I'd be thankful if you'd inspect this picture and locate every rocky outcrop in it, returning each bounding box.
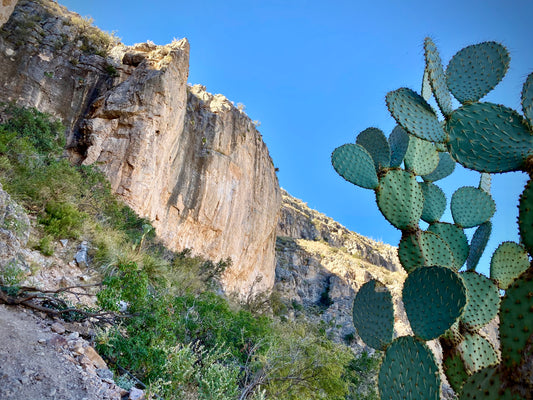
[274,191,407,349]
[278,189,400,272]
[0,0,17,27]
[0,0,115,147]
[81,60,281,294]
[0,0,281,295]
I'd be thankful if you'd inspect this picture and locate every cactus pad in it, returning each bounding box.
[376,169,424,230]
[446,41,510,104]
[403,266,466,340]
[398,230,454,273]
[459,333,500,375]
[518,179,533,255]
[378,336,440,400]
[443,351,468,393]
[352,280,394,350]
[388,125,410,168]
[451,186,495,228]
[356,127,391,172]
[386,87,446,143]
[428,222,469,270]
[522,72,533,126]
[446,102,533,173]
[404,135,440,176]
[422,152,456,182]
[442,320,463,346]
[331,143,379,189]
[490,241,530,290]
[460,271,500,331]
[424,37,453,117]
[419,182,446,223]
[466,221,492,271]
[421,67,432,102]
[499,269,533,368]
[459,367,518,400]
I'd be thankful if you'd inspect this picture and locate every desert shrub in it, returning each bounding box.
[39,201,86,239]
[37,234,55,256]
[68,15,119,57]
[0,104,64,156]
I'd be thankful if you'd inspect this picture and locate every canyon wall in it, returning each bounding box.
[0,0,280,295]
[275,190,407,348]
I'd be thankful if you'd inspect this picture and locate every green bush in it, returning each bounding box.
[39,201,86,239]
[37,234,55,256]
[0,104,64,156]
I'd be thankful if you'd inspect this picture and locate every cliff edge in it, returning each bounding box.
[0,0,281,295]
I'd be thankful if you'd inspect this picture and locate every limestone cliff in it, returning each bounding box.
[0,0,281,295]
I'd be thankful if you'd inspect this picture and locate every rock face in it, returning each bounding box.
[0,0,281,295]
[0,0,17,27]
[274,190,408,349]
[0,0,114,147]
[278,189,400,272]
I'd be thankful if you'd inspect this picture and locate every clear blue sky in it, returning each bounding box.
[61,0,533,277]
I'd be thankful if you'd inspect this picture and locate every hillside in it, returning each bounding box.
[0,1,417,399]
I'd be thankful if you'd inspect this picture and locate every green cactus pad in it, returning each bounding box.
[443,351,468,393]
[424,37,453,117]
[331,143,379,189]
[446,102,533,173]
[378,336,440,400]
[404,135,440,176]
[446,41,510,104]
[500,269,533,367]
[479,173,491,193]
[403,266,466,340]
[386,87,446,143]
[421,67,432,102]
[459,367,518,400]
[435,142,447,152]
[356,127,391,172]
[518,179,533,255]
[422,152,456,182]
[398,232,425,273]
[490,241,530,290]
[352,280,394,350]
[388,125,410,168]
[442,320,463,346]
[451,186,496,228]
[522,72,533,126]
[460,271,500,331]
[428,222,469,270]
[459,333,499,375]
[466,221,492,271]
[398,230,454,273]
[419,182,446,223]
[376,169,424,230]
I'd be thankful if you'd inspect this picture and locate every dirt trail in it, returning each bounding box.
[0,304,123,400]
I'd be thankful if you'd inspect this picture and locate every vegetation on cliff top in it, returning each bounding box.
[0,105,379,399]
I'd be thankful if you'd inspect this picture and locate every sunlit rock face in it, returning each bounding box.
[0,0,281,296]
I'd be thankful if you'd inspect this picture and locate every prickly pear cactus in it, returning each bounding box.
[331,38,533,399]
